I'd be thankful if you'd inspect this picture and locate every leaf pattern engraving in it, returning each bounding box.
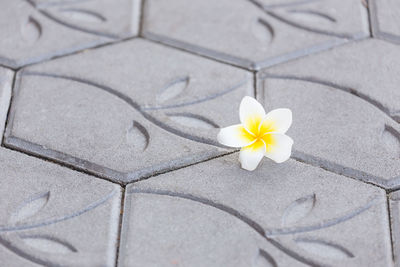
[126,121,150,152]
[58,8,106,23]
[253,249,277,267]
[282,194,315,226]
[21,17,42,44]
[157,76,190,104]
[287,9,336,24]
[252,18,274,44]
[10,192,50,224]
[382,125,400,157]
[21,235,77,254]
[166,112,219,129]
[295,238,354,259]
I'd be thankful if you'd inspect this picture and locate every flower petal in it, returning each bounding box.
[260,108,292,134]
[262,133,293,163]
[239,96,266,135]
[239,139,266,171]
[217,124,255,147]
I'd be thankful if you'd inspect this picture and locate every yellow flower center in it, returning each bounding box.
[243,116,277,152]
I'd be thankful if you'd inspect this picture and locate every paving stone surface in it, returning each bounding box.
[370,0,400,44]
[142,0,368,70]
[4,38,253,183]
[0,147,122,267]
[258,38,400,189]
[121,154,392,267]
[0,1,399,266]
[0,0,140,68]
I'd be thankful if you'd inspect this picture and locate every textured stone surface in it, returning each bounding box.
[121,154,392,267]
[142,0,368,70]
[258,39,400,189]
[370,0,400,43]
[0,1,398,265]
[4,38,253,183]
[0,68,13,140]
[0,0,140,68]
[0,147,121,267]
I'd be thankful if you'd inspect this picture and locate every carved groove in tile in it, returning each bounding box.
[294,238,354,260]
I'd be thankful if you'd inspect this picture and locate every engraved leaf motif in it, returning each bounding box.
[58,8,106,23]
[282,194,315,226]
[382,125,400,157]
[21,235,77,254]
[21,17,42,44]
[157,77,190,104]
[295,238,354,259]
[286,9,336,24]
[253,249,277,267]
[252,18,274,44]
[10,191,50,224]
[167,113,219,130]
[126,121,150,152]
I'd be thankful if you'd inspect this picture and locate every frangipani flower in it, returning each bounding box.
[217,96,293,171]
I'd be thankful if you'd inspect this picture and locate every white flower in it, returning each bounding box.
[217,96,293,171]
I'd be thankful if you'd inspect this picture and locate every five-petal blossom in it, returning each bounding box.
[217,96,293,171]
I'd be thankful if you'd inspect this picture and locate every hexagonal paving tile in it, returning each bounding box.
[4,38,254,184]
[120,154,392,266]
[0,67,14,139]
[258,39,400,189]
[0,147,121,267]
[142,0,369,70]
[0,0,140,68]
[370,0,400,44]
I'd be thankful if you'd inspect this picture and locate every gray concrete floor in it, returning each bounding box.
[0,0,399,266]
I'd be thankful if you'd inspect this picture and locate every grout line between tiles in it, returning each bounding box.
[387,194,395,263]
[114,186,126,267]
[1,71,16,143]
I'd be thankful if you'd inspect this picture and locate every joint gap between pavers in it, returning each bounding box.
[0,63,18,71]
[290,156,388,191]
[126,150,239,186]
[387,194,395,263]
[386,186,400,194]
[1,143,124,187]
[260,36,370,74]
[252,71,258,99]
[138,0,146,37]
[13,35,139,70]
[115,186,126,267]
[1,71,16,144]
[142,36,254,72]
[365,0,374,38]
[367,0,379,38]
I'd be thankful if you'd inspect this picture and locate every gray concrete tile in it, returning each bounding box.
[121,154,392,267]
[370,0,400,44]
[0,67,13,140]
[258,39,400,189]
[142,0,368,70]
[4,38,253,183]
[0,0,140,68]
[0,147,121,267]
